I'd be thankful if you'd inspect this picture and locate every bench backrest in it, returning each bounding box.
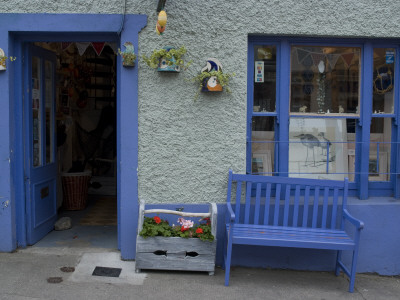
[227,170,348,230]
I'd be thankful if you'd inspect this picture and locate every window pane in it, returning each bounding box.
[369,117,391,181]
[373,48,395,114]
[32,56,41,167]
[290,46,360,114]
[251,117,275,175]
[45,60,54,164]
[253,46,276,112]
[289,118,356,180]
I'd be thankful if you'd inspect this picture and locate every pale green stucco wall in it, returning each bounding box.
[2,1,400,203]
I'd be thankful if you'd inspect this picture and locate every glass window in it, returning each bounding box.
[373,48,395,114]
[289,118,356,180]
[290,46,361,115]
[45,60,54,164]
[369,117,392,181]
[248,38,398,197]
[251,116,275,175]
[253,46,276,112]
[32,56,41,167]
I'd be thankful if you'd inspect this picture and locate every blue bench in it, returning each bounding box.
[223,170,364,292]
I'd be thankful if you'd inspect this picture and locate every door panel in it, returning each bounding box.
[25,45,57,245]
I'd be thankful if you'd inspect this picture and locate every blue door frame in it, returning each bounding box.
[0,14,147,258]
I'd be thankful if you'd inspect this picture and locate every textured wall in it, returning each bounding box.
[2,1,400,203]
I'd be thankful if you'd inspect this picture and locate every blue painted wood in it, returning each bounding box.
[25,45,57,245]
[234,181,241,223]
[263,182,271,225]
[224,169,364,292]
[254,183,261,225]
[359,42,373,199]
[2,13,147,255]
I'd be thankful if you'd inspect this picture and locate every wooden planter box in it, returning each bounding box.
[135,201,217,275]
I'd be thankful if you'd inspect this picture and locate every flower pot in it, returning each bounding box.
[201,76,223,92]
[157,46,181,72]
[135,201,217,275]
[0,58,6,71]
[135,236,217,274]
[157,56,180,72]
[122,60,135,67]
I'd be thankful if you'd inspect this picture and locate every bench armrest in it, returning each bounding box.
[343,209,364,230]
[226,202,235,222]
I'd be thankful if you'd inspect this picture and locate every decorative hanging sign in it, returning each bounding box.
[341,53,354,68]
[61,42,72,51]
[386,50,395,64]
[255,61,264,83]
[326,53,340,70]
[76,42,90,56]
[91,42,106,56]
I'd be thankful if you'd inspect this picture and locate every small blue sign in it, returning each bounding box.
[386,51,394,64]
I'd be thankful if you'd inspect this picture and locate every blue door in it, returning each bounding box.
[24,45,57,245]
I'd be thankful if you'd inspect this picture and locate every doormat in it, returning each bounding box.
[92,266,122,278]
[80,196,117,226]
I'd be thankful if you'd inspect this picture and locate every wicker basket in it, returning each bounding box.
[61,171,92,210]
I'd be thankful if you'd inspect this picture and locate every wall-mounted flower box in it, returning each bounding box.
[142,46,190,73]
[135,200,217,275]
[118,42,136,68]
[192,58,235,97]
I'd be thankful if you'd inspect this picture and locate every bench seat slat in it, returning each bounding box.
[226,224,355,250]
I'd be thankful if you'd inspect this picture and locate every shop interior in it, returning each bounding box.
[33,41,118,248]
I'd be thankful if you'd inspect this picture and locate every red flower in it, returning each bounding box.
[181,226,188,232]
[196,228,203,234]
[154,216,161,224]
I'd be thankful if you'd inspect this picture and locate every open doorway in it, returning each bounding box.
[30,41,118,249]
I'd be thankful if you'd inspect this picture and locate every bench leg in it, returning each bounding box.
[335,250,342,276]
[224,231,233,286]
[348,249,359,293]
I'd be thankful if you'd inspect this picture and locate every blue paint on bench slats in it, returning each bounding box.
[223,170,364,292]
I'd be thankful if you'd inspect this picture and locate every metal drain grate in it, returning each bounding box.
[92,266,122,278]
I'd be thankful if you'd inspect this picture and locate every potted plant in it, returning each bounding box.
[191,58,235,98]
[141,46,191,72]
[135,200,217,275]
[118,42,137,67]
[0,48,16,71]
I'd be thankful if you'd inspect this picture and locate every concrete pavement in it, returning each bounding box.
[0,247,399,300]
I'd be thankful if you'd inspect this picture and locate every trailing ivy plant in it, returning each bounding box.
[191,70,235,99]
[141,46,191,70]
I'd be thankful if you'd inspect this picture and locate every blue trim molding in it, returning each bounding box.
[0,14,147,258]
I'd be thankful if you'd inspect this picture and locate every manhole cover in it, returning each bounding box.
[47,277,63,284]
[92,266,122,278]
[60,267,75,273]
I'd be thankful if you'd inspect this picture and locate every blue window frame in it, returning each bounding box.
[247,37,400,199]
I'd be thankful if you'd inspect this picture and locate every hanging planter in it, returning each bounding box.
[118,42,137,67]
[0,48,16,71]
[142,46,191,72]
[191,58,235,98]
